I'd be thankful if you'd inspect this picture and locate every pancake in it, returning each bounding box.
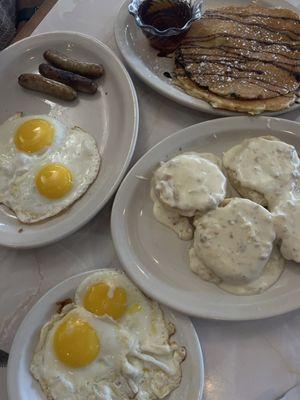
[174,64,296,114]
[174,4,300,113]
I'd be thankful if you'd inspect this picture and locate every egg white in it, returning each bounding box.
[31,302,186,400]
[75,270,187,399]
[0,114,68,203]
[0,123,100,223]
[31,305,138,400]
[75,270,175,353]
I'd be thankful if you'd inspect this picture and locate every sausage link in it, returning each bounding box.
[43,49,104,78]
[39,63,98,94]
[18,73,77,101]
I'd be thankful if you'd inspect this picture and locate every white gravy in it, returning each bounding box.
[189,198,281,294]
[152,152,226,217]
[150,188,193,240]
[223,137,300,208]
[272,193,300,263]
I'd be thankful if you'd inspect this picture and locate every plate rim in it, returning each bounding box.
[114,0,300,117]
[0,31,139,249]
[7,268,205,400]
[111,116,300,321]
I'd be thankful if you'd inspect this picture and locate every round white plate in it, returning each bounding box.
[111,116,300,320]
[7,269,204,400]
[115,0,300,117]
[0,32,138,248]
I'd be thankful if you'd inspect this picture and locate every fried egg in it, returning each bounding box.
[31,292,186,399]
[31,305,139,399]
[0,114,100,223]
[0,114,67,201]
[75,270,175,353]
[0,113,65,154]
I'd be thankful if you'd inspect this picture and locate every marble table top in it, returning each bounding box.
[1,0,300,399]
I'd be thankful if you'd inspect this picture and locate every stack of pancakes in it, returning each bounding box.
[174,4,300,114]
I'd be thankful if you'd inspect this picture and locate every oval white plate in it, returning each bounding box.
[0,32,138,248]
[111,116,300,320]
[115,0,300,117]
[7,269,204,400]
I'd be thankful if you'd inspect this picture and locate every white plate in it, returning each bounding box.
[0,32,138,248]
[115,0,300,117]
[7,269,204,400]
[111,116,300,320]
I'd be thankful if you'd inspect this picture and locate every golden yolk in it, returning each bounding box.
[84,282,127,320]
[14,119,54,153]
[53,314,100,368]
[35,164,73,199]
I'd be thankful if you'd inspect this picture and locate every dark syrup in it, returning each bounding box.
[137,0,193,53]
[139,0,192,31]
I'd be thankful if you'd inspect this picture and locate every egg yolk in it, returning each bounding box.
[53,314,100,368]
[14,119,54,153]
[84,282,127,320]
[35,164,73,199]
